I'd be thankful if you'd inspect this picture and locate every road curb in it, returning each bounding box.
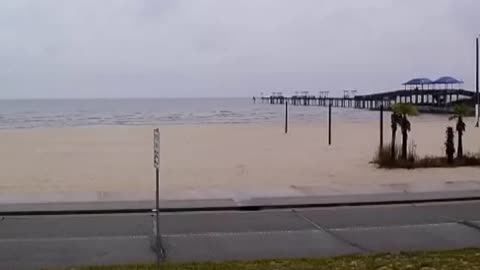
[1,194,480,216]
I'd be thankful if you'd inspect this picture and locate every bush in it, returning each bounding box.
[372,144,480,169]
[373,143,415,169]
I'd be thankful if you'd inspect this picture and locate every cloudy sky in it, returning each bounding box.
[0,0,478,98]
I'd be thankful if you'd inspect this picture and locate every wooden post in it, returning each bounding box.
[285,101,288,134]
[328,102,332,145]
[380,105,384,150]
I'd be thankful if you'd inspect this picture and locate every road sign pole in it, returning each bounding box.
[153,129,162,267]
[156,166,159,214]
[155,166,160,267]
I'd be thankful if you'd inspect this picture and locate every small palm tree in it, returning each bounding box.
[392,104,418,160]
[445,127,455,164]
[449,104,468,159]
[390,112,402,159]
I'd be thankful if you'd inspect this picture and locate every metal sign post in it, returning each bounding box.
[153,128,161,266]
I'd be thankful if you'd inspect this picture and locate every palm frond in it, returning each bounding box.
[453,103,470,117]
[392,103,418,116]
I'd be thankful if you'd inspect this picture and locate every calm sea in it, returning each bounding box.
[0,98,379,129]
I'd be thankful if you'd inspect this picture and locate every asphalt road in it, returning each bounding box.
[2,201,480,269]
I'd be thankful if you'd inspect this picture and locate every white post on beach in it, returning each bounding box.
[153,128,162,265]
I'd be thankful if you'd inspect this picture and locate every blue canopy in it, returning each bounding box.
[433,76,464,84]
[403,78,433,85]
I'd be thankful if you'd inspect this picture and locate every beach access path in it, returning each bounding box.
[2,191,480,270]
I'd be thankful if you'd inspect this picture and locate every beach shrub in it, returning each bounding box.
[415,153,480,168]
[373,152,480,169]
[373,140,480,169]
[373,142,416,169]
[373,143,399,167]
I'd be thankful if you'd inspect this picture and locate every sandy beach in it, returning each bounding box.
[1,115,479,202]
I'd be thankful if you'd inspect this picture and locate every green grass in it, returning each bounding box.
[51,249,480,270]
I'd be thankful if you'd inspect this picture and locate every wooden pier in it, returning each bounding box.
[259,88,476,110]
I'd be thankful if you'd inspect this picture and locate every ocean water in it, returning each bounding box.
[0,98,379,129]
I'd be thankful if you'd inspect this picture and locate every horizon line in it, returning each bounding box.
[0,96,253,101]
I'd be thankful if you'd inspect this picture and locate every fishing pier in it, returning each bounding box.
[259,77,476,111]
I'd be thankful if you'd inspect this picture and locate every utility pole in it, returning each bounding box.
[285,101,288,134]
[380,105,384,150]
[328,102,332,145]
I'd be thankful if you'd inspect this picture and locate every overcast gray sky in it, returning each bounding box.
[0,0,479,98]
